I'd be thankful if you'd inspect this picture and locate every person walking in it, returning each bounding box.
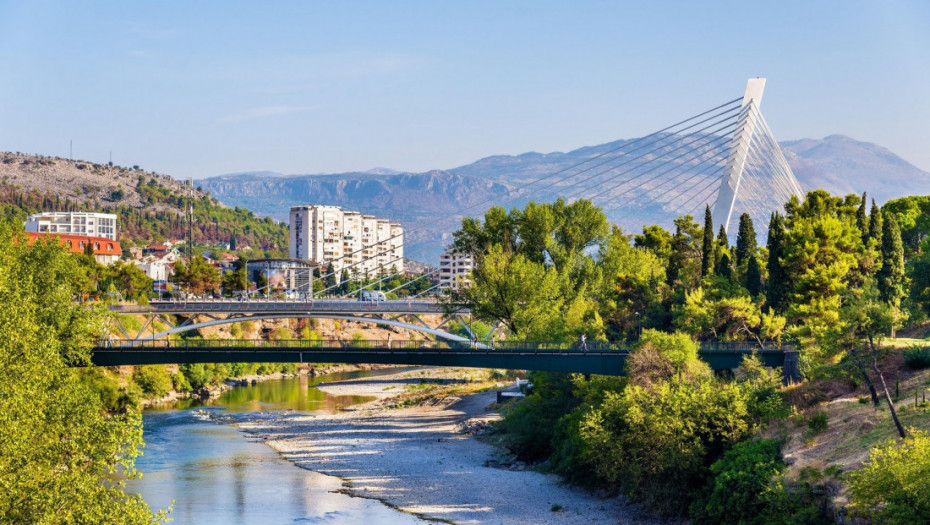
[580,333,588,352]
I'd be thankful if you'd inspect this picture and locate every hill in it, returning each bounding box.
[0,152,288,254]
[200,134,930,262]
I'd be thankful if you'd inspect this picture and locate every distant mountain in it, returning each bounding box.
[781,135,930,203]
[199,134,930,262]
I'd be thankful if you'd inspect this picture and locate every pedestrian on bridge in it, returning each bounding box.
[580,333,588,352]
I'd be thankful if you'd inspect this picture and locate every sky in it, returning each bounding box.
[0,1,928,179]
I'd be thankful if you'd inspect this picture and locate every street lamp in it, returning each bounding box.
[634,311,642,339]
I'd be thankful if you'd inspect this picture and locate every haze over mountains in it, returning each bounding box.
[200,135,930,262]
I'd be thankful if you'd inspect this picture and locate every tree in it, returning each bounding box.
[735,213,756,268]
[868,199,883,247]
[856,191,869,245]
[111,260,154,299]
[765,212,789,313]
[745,255,762,297]
[448,245,568,339]
[877,213,906,307]
[848,429,930,524]
[715,251,733,281]
[324,264,338,292]
[701,206,714,277]
[221,261,248,295]
[782,190,864,368]
[0,224,164,522]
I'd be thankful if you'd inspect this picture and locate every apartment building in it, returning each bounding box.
[438,250,473,290]
[25,211,118,241]
[289,205,403,279]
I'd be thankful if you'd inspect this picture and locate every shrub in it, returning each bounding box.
[133,365,172,398]
[579,380,755,515]
[689,439,784,524]
[807,412,828,435]
[179,363,212,390]
[690,439,831,525]
[848,428,930,524]
[903,345,930,370]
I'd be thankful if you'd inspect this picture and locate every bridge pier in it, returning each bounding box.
[782,351,801,385]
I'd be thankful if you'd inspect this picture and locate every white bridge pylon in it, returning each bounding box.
[713,78,804,233]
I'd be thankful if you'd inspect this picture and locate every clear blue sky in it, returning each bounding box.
[1,1,928,179]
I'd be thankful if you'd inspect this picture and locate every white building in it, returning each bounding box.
[289,205,403,279]
[439,250,473,290]
[25,211,118,241]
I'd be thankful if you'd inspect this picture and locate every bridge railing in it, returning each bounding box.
[99,339,793,354]
[110,300,447,314]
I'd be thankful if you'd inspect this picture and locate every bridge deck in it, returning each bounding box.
[91,339,798,379]
[110,299,455,316]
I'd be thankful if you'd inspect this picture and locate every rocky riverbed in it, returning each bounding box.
[234,368,663,525]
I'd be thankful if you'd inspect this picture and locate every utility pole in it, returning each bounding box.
[69,140,72,161]
[186,178,193,261]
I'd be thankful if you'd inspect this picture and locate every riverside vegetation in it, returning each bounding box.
[3,190,930,523]
[448,192,930,523]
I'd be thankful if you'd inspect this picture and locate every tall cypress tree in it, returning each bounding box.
[868,199,883,246]
[766,212,789,312]
[735,213,756,267]
[701,205,714,277]
[745,255,762,296]
[715,224,728,269]
[716,251,733,281]
[877,213,905,306]
[856,192,869,245]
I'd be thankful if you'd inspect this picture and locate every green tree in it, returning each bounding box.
[701,205,714,277]
[110,260,154,300]
[848,429,930,524]
[877,213,906,307]
[0,224,164,523]
[745,255,762,297]
[856,191,869,245]
[765,212,790,313]
[221,261,248,295]
[869,198,883,247]
[735,213,757,268]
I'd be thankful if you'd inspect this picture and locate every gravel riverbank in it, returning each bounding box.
[234,368,664,525]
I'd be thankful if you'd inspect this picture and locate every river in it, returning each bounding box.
[128,369,431,524]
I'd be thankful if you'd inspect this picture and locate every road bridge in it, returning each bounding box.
[109,299,475,343]
[90,339,800,382]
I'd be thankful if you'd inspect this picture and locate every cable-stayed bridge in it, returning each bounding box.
[96,79,803,378]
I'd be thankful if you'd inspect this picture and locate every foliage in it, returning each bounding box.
[848,429,930,524]
[0,223,164,522]
[689,439,830,525]
[133,365,173,399]
[578,379,755,515]
[903,345,930,370]
[499,372,581,461]
[735,212,757,268]
[171,255,220,295]
[877,213,906,307]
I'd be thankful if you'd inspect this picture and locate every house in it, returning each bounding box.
[26,232,122,266]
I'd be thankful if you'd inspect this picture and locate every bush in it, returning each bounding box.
[500,372,580,461]
[690,439,784,524]
[579,380,755,515]
[848,428,930,524]
[691,439,831,525]
[903,345,930,370]
[179,363,212,390]
[133,365,172,398]
[807,412,828,435]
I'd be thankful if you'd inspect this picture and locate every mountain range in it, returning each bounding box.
[199,135,930,262]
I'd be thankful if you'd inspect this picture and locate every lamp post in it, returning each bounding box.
[635,311,642,339]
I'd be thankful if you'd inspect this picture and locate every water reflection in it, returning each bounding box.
[130,368,428,524]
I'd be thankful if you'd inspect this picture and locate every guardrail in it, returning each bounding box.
[110,299,450,314]
[99,339,793,354]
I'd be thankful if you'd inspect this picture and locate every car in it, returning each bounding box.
[358,290,386,301]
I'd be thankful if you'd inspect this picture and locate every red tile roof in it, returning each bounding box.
[27,232,122,256]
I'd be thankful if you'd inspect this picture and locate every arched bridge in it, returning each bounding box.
[90,338,801,383]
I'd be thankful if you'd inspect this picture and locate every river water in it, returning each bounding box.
[128,369,429,524]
